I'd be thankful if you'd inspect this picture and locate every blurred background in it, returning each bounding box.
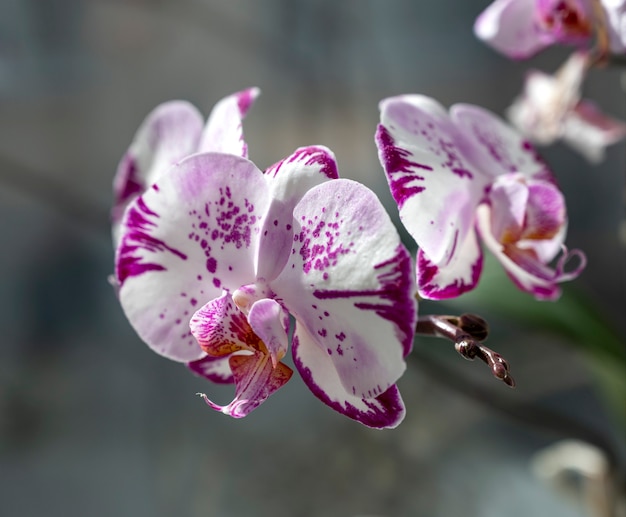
[0,1,624,516]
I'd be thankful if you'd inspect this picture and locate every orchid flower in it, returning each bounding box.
[114,90,417,428]
[507,51,626,162]
[375,94,586,301]
[474,0,625,59]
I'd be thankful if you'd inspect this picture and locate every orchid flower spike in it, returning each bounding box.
[474,0,626,59]
[376,94,586,301]
[114,89,417,429]
[508,51,626,163]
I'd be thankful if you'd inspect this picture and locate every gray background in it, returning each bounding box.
[1,1,624,516]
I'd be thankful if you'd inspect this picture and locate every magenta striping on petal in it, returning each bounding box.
[236,89,256,115]
[312,245,416,356]
[376,125,430,207]
[417,248,483,300]
[266,145,339,180]
[294,146,338,179]
[116,198,187,284]
[473,125,517,171]
[292,335,405,428]
[114,153,144,206]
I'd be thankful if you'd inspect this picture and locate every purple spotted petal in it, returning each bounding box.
[198,351,293,418]
[476,204,585,300]
[292,327,405,429]
[257,146,339,281]
[451,104,548,179]
[112,101,204,227]
[187,354,234,384]
[377,95,487,265]
[248,298,290,367]
[473,0,552,59]
[271,179,416,400]
[417,228,483,300]
[198,87,260,158]
[115,153,270,362]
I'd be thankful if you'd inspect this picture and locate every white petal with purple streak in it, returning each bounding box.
[113,101,204,223]
[271,179,416,399]
[292,325,405,429]
[116,153,270,361]
[377,95,486,265]
[257,146,339,281]
[417,228,483,300]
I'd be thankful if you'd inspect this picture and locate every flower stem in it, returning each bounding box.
[415,313,515,387]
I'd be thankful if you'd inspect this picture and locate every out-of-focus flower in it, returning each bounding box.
[376,95,586,301]
[508,52,626,162]
[603,0,626,53]
[474,0,625,59]
[114,91,416,428]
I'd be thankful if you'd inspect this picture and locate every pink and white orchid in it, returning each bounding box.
[474,0,626,59]
[507,52,626,162]
[114,90,417,428]
[376,94,586,301]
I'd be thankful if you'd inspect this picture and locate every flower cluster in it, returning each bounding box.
[475,0,626,161]
[112,78,596,425]
[112,3,625,427]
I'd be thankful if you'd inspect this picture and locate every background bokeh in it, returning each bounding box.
[1,1,624,516]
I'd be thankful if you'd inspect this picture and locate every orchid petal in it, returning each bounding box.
[521,179,566,241]
[257,145,339,281]
[198,351,293,418]
[187,354,234,384]
[473,0,550,59]
[506,52,587,146]
[377,95,486,265]
[417,228,484,300]
[490,176,568,266]
[271,179,416,399]
[292,326,405,429]
[247,298,290,368]
[199,87,260,158]
[476,204,585,300]
[112,101,204,224]
[488,173,530,243]
[189,291,260,356]
[115,153,270,361]
[603,0,626,54]
[451,103,548,179]
[561,100,626,163]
